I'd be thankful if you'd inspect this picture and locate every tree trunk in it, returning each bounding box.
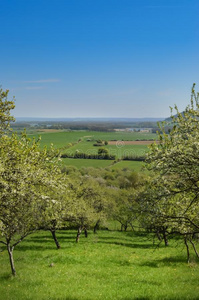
[162,228,169,247]
[156,231,162,241]
[76,226,82,243]
[124,224,128,232]
[130,223,134,231]
[184,237,190,263]
[94,220,100,234]
[84,228,88,238]
[7,244,16,276]
[50,229,60,249]
[189,239,199,259]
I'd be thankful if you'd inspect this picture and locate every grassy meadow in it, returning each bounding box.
[30,130,157,149]
[59,158,115,169]
[59,158,145,173]
[0,230,199,300]
[63,141,148,159]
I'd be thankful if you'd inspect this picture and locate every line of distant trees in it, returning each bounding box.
[12,121,167,132]
[61,149,146,161]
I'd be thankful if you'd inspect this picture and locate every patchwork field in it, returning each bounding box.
[108,140,158,145]
[30,130,157,148]
[63,141,148,159]
[59,158,145,172]
[29,130,156,171]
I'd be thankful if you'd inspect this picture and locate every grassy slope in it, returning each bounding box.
[59,158,114,169]
[111,161,145,172]
[60,158,145,172]
[0,230,199,300]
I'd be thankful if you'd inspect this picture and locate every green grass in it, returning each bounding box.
[59,158,145,172]
[28,130,154,171]
[29,131,90,149]
[0,230,199,300]
[64,141,149,159]
[60,158,114,169]
[111,160,145,172]
[29,131,157,149]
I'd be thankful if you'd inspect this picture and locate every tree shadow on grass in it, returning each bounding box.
[124,297,199,300]
[56,231,78,235]
[125,231,149,237]
[139,255,186,268]
[0,273,13,281]
[98,240,154,249]
[98,234,154,246]
[16,244,57,251]
[46,298,83,300]
[30,235,75,242]
[15,241,79,251]
[129,298,150,300]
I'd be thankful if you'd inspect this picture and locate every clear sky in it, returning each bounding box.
[1,0,199,118]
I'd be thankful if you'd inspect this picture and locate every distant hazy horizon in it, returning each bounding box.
[15,117,165,121]
[1,0,198,118]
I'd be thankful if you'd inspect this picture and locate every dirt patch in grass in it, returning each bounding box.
[37,129,64,133]
[108,140,159,145]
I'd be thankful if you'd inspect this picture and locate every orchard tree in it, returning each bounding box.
[65,176,107,242]
[0,133,67,275]
[144,84,199,260]
[39,183,71,249]
[0,87,70,274]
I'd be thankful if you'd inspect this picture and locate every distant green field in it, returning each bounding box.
[29,131,89,148]
[30,130,157,149]
[60,158,145,172]
[66,141,148,158]
[60,158,114,169]
[28,130,155,171]
[111,160,145,172]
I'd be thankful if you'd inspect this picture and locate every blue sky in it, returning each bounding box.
[1,0,198,118]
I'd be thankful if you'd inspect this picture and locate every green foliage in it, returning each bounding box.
[0,132,68,274]
[62,147,116,160]
[0,87,15,134]
[65,176,107,231]
[142,84,199,256]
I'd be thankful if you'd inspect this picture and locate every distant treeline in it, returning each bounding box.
[61,152,146,161]
[12,121,170,132]
[61,152,116,160]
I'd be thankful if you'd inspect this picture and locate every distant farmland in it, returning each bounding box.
[29,130,157,147]
[29,130,156,171]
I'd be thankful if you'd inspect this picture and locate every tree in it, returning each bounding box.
[144,84,199,259]
[0,87,71,274]
[0,133,66,275]
[0,87,15,134]
[65,176,107,242]
[39,179,71,249]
